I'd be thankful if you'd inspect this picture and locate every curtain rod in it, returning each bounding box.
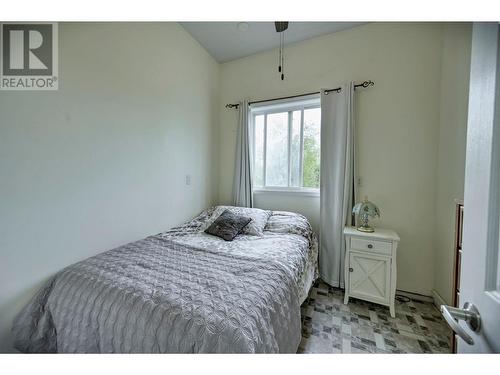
[225,80,374,109]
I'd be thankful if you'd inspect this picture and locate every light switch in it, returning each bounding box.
[185,174,191,186]
[357,177,363,188]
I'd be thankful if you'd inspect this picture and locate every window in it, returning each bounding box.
[251,97,321,193]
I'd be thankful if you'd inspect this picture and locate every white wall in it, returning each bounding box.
[433,23,472,305]
[218,23,452,296]
[0,22,220,352]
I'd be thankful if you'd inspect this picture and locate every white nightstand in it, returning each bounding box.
[343,226,400,317]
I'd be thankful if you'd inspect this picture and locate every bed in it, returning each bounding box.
[12,206,318,353]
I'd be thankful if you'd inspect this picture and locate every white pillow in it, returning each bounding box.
[204,206,271,236]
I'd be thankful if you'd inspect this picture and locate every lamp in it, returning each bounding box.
[352,196,380,233]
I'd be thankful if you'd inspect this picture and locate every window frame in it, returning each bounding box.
[250,96,321,196]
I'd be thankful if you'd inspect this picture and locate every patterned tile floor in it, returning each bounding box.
[298,280,452,354]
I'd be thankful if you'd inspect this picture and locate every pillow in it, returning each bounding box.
[265,210,314,240]
[204,206,271,236]
[204,209,252,241]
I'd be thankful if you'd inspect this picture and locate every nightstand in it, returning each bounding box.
[343,226,400,317]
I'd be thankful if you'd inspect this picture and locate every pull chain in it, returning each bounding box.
[275,21,288,81]
[281,31,285,80]
[278,32,282,73]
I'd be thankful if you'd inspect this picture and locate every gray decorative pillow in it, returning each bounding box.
[204,210,252,241]
[203,206,271,236]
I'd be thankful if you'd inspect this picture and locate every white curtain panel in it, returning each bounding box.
[319,82,356,288]
[232,100,253,207]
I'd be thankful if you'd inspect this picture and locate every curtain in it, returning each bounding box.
[319,82,356,288]
[232,100,253,207]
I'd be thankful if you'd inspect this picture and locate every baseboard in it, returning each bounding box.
[431,289,447,309]
[320,278,435,304]
[396,289,433,303]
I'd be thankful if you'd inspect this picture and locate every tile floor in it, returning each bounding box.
[298,280,452,354]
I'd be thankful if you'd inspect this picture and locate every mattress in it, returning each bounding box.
[12,207,318,353]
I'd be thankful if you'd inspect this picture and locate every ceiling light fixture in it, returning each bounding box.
[275,21,289,81]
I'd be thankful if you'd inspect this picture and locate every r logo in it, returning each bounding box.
[2,24,53,76]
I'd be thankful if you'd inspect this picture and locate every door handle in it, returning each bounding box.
[440,302,481,345]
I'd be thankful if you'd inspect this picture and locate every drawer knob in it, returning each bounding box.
[349,267,353,272]
[367,244,373,249]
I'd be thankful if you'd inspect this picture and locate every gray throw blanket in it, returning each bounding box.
[12,235,302,353]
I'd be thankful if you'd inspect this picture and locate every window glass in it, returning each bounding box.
[253,115,265,187]
[290,110,301,187]
[302,108,321,188]
[266,112,288,187]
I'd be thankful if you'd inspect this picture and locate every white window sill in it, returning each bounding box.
[253,188,320,197]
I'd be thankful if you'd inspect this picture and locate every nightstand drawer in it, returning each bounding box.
[350,237,392,255]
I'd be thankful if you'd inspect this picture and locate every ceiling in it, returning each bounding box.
[180,22,366,63]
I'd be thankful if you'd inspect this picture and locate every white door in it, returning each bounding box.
[441,23,500,353]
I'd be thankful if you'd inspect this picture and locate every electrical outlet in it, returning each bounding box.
[185,174,191,186]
